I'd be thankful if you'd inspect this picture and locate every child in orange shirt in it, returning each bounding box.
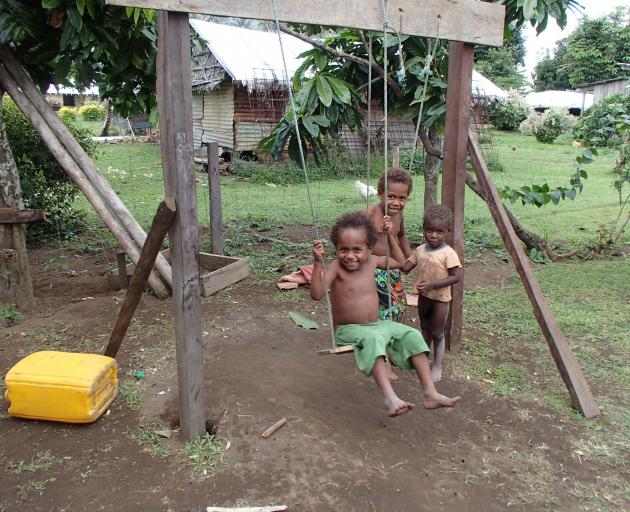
[387,204,462,382]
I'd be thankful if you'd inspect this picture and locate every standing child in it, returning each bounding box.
[387,204,462,382]
[310,212,461,417]
[361,167,413,322]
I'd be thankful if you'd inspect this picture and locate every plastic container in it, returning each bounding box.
[4,351,118,423]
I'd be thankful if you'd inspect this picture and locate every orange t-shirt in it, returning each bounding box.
[407,243,461,302]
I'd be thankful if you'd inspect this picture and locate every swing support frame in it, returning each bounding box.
[105,0,599,438]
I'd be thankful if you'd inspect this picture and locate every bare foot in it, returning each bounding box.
[423,392,462,409]
[386,364,399,383]
[430,365,442,383]
[385,397,415,417]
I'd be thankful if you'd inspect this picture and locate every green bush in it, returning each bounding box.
[79,104,105,121]
[399,149,426,175]
[486,92,532,131]
[573,94,630,148]
[519,113,541,136]
[2,98,97,240]
[58,106,78,123]
[532,109,576,144]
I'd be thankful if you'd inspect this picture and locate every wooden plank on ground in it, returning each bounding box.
[440,42,474,354]
[104,198,176,358]
[207,141,224,255]
[201,257,251,297]
[0,208,45,224]
[198,252,239,270]
[207,507,288,512]
[157,10,205,440]
[106,0,505,46]
[467,132,600,419]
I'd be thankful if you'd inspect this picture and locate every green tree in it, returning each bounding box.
[532,40,571,91]
[0,0,157,305]
[533,8,630,90]
[475,46,528,91]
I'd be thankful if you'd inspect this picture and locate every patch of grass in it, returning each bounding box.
[128,419,170,459]
[0,305,23,326]
[8,450,59,474]
[505,446,557,509]
[16,480,48,500]
[569,474,630,512]
[117,380,145,410]
[181,433,227,479]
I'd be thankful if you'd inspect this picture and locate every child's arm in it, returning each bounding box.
[310,241,336,300]
[417,266,462,294]
[383,215,415,272]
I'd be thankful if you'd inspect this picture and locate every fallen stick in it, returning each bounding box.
[261,418,287,438]
[207,507,287,512]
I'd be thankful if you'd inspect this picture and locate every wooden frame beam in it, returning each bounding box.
[157,11,206,440]
[106,0,505,46]
[468,132,600,419]
[0,208,45,224]
[441,42,474,354]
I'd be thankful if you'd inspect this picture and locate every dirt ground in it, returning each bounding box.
[0,240,602,512]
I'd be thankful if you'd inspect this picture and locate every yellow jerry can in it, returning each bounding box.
[4,351,118,424]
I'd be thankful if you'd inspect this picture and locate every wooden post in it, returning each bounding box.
[467,133,600,419]
[0,208,45,224]
[105,198,176,358]
[392,145,400,168]
[116,252,129,289]
[206,141,223,254]
[441,42,474,353]
[157,11,206,440]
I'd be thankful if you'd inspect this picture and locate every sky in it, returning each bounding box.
[523,0,629,81]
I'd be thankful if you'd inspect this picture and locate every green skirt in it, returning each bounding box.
[335,320,429,376]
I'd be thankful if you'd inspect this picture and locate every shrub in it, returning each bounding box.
[519,112,541,136]
[2,98,97,240]
[486,92,532,131]
[532,109,575,144]
[58,106,78,123]
[573,94,630,148]
[79,104,105,121]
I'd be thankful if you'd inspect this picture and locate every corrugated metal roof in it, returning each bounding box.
[471,70,508,99]
[189,19,311,91]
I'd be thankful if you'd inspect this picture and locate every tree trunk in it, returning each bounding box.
[423,125,441,213]
[0,90,33,308]
[99,99,112,137]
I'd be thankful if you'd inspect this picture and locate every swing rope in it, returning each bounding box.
[271,0,336,350]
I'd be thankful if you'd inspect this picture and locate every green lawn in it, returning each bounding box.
[81,131,628,254]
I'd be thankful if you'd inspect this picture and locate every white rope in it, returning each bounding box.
[366,32,373,210]
[271,0,336,349]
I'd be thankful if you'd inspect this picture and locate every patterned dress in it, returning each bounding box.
[374,268,407,322]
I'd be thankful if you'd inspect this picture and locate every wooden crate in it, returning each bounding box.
[111,249,251,297]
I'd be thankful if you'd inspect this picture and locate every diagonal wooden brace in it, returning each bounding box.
[467,131,599,419]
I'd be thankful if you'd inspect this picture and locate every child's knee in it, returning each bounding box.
[429,328,445,342]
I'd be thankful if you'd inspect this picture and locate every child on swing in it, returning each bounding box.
[387,204,462,382]
[361,167,413,323]
[310,212,461,417]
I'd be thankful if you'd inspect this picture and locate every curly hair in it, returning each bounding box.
[423,204,453,228]
[330,212,378,248]
[377,167,413,195]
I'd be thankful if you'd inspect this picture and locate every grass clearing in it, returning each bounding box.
[127,419,170,459]
[117,379,145,410]
[180,433,228,479]
[7,450,59,474]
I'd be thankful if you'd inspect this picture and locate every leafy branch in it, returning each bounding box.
[498,148,596,207]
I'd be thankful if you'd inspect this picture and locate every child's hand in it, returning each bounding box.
[417,280,434,294]
[312,240,325,262]
[382,215,393,234]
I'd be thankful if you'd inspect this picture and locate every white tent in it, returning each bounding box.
[525,90,594,111]
[46,84,99,95]
[471,70,508,99]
